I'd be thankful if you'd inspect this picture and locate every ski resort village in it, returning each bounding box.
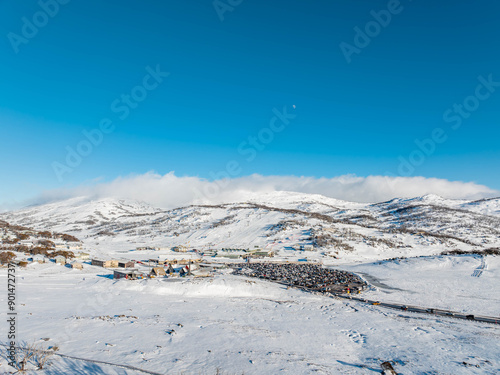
[1,192,500,374]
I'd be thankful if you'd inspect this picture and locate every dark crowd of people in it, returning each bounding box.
[231,262,364,292]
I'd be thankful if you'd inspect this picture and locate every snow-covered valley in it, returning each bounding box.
[1,192,499,374]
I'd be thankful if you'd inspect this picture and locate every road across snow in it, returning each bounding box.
[342,254,500,316]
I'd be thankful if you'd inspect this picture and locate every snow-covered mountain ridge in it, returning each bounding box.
[2,192,499,262]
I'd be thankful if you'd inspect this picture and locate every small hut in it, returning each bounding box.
[76,252,90,260]
[54,255,66,265]
[118,260,135,268]
[166,264,175,274]
[150,267,166,277]
[179,266,189,277]
[91,259,119,268]
[32,255,47,264]
[71,262,84,270]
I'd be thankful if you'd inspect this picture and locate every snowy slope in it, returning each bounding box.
[2,192,499,263]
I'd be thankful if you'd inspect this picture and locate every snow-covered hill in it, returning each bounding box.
[2,192,499,262]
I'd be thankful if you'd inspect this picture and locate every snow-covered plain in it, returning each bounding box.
[341,255,500,316]
[1,192,500,374]
[1,260,499,374]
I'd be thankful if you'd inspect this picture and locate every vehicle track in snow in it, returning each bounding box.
[472,256,486,277]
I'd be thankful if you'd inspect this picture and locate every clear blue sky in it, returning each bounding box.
[1,0,499,203]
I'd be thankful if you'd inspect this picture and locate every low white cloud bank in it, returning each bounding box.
[30,172,499,209]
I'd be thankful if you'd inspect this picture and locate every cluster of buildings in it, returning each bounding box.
[90,257,206,280]
[17,250,210,280]
[136,246,171,251]
[134,244,276,260]
[16,239,83,251]
[91,259,134,268]
[25,251,89,269]
[214,247,275,259]
[55,242,84,251]
[291,244,315,251]
[135,246,189,252]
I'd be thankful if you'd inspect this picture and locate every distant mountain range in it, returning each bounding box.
[2,192,499,262]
